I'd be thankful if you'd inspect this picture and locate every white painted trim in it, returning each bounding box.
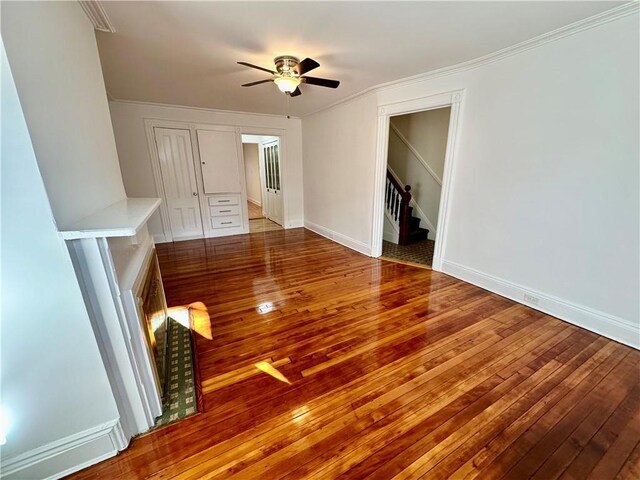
[441,260,640,350]
[110,98,300,120]
[66,236,159,440]
[286,220,305,229]
[153,233,169,244]
[372,89,464,272]
[304,3,639,118]
[119,241,164,422]
[389,122,442,186]
[143,119,178,243]
[0,419,125,479]
[247,198,262,207]
[78,0,116,33]
[304,220,372,257]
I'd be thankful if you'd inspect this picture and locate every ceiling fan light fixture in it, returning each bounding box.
[274,75,301,93]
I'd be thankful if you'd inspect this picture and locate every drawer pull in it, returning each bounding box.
[221,221,233,225]
[220,209,231,213]
[218,200,231,203]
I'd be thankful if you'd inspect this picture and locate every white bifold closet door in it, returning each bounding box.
[153,128,204,240]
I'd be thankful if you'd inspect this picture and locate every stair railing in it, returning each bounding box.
[385,170,412,245]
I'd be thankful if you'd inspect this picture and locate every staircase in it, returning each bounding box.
[385,169,429,246]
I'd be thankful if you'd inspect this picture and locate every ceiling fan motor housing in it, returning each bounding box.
[274,56,300,76]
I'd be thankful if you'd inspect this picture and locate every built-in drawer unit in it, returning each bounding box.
[210,205,240,217]
[206,194,243,233]
[211,215,241,229]
[208,195,240,207]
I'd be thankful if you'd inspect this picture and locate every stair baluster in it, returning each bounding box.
[385,170,413,245]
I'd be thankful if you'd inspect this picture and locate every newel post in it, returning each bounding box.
[398,185,412,246]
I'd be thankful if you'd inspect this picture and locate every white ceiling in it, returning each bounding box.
[97,1,623,117]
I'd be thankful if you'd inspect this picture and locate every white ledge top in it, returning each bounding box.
[59,198,162,240]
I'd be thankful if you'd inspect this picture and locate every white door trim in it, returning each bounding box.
[144,118,200,243]
[371,90,465,271]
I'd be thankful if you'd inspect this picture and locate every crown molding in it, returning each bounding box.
[79,1,116,33]
[108,98,301,120]
[303,2,639,117]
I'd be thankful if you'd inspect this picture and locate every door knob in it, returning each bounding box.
[193,192,198,196]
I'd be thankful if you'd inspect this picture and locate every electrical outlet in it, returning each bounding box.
[524,293,540,305]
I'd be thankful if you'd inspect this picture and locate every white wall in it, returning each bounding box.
[243,143,262,205]
[388,108,450,238]
[302,93,379,254]
[302,12,639,346]
[391,108,450,179]
[1,1,126,227]
[109,101,304,237]
[1,41,119,477]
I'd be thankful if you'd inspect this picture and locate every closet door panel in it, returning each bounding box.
[154,127,203,239]
[197,129,241,194]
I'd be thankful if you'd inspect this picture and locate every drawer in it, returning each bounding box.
[210,205,240,217]
[211,215,241,229]
[208,195,240,206]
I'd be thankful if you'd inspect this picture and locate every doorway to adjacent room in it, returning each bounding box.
[241,134,284,233]
[380,106,451,268]
[372,90,464,271]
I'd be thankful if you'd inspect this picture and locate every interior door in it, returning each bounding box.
[196,129,242,194]
[153,128,204,240]
[262,140,283,225]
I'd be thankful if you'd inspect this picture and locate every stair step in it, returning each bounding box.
[409,216,421,228]
[409,227,429,242]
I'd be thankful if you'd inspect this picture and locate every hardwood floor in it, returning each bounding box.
[71,228,640,479]
[249,217,283,233]
[247,201,263,220]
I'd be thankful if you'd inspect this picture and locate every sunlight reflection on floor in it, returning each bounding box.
[167,301,212,340]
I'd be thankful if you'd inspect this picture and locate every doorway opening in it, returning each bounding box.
[241,134,284,233]
[380,107,451,268]
[372,90,463,271]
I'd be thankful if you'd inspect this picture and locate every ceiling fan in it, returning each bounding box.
[238,56,340,97]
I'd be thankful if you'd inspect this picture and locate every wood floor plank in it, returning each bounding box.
[68,229,640,480]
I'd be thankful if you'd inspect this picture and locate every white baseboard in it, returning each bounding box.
[152,233,170,244]
[304,220,372,257]
[1,419,127,480]
[285,220,304,229]
[247,197,262,207]
[441,260,639,350]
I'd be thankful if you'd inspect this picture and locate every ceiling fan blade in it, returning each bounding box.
[295,57,320,75]
[237,61,276,74]
[289,87,302,97]
[242,79,273,87]
[302,76,340,89]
